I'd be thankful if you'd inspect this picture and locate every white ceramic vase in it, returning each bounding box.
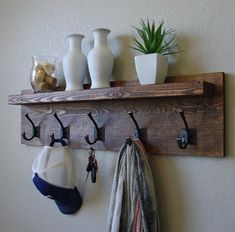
[88,28,113,89]
[63,34,87,90]
[135,53,168,85]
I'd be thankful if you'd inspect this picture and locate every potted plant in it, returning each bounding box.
[131,20,181,85]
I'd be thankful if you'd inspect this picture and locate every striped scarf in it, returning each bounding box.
[107,139,160,232]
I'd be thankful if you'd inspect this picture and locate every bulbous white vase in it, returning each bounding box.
[63,34,87,90]
[88,28,113,89]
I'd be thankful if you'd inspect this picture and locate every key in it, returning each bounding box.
[85,148,95,184]
[85,161,92,184]
[86,162,93,172]
[91,160,98,183]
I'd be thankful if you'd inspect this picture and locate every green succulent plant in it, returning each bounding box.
[131,19,181,55]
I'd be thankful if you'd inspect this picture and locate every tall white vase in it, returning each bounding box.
[63,34,87,91]
[88,28,113,89]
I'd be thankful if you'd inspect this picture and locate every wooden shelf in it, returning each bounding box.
[8,72,225,157]
[8,80,214,105]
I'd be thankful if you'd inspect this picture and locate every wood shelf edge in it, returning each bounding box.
[8,80,215,105]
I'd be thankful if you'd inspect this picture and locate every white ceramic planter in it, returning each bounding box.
[135,53,168,85]
[63,34,87,91]
[88,28,113,89]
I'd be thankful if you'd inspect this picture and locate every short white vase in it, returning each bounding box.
[63,34,87,90]
[135,53,168,85]
[88,28,113,89]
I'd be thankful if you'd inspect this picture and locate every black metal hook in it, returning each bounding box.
[22,113,40,141]
[128,111,145,142]
[84,112,105,145]
[176,108,197,149]
[49,134,67,147]
[49,113,69,146]
[53,113,69,140]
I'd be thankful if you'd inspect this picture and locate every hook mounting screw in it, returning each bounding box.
[22,113,40,141]
[176,108,197,149]
[85,112,105,145]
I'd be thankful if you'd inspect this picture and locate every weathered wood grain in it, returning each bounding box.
[11,72,225,157]
[9,80,213,105]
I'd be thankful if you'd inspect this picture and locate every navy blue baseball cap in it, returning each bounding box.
[32,146,82,214]
[33,173,82,214]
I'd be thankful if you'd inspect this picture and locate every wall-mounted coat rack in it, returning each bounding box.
[8,72,225,157]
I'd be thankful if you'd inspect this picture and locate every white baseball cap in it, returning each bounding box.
[32,146,82,214]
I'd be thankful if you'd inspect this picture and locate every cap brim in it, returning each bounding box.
[55,187,82,214]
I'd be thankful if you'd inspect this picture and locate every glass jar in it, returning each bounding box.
[30,56,57,93]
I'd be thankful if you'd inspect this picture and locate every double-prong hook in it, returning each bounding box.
[53,113,69,139]
[50,113,69,146]
[85,112,105,145]
[22,113,40,141]
[176,108,197,149]
[128,111,145,142]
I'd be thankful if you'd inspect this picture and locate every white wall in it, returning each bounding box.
[1,0,235,231]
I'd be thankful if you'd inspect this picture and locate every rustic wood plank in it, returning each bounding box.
[8,80,214,105]
[17,72,225,157]
[19,80,139,94]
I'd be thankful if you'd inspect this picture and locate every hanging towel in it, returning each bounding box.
[107,139,160,232]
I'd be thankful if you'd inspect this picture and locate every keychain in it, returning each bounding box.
[85,147,98,184]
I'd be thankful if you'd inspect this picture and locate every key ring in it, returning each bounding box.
[89,147,95,156]
[85,147,98,184]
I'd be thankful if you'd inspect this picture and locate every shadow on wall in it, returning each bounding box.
[76,35,137,83]
[73,149,118,208]
[167,33,206,75]
[59,33,218,84]
[150,157,187,232]
[111,35,137,81]
[111,33,208,80]
[225,73,235,158]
